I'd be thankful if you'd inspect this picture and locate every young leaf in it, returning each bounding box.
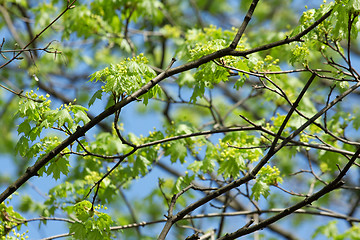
[46,157,70,180]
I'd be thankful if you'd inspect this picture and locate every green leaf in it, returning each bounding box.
[27,142,42,158]
[56,109,73,128]
[19,100,36,116]
[172,176,184,193]
[15,136,29,157]
[166,141,188,163]
[87,230,103,240]
[172,174,194,194]
[89,90,103,107]
[134,155,151,176]
[17,121,31,135]
[250,165,282,201]
[251,181,269,201]
[188,160,202,173]
[90,54,156,101]
[319,150,341,172]
[46,157,70,180]
[71,222,87,239]
[312,221,338,239]
[74,200,92,221]
[96,213,113,231]
[74,110,90,125]
[201,157,215,173]
[190,82,205,103]
[218,155,245,179]
[177,71,196,87]
[353,113,360,130]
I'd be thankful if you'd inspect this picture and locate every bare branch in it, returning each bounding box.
[0,0,77,69]
[229,0,259,49]
[217,147,360,239]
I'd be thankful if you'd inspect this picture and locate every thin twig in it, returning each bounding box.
[0,0,77,69]
[0,82,43,103]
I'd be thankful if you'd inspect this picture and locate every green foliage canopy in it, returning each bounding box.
[1,0,360,239]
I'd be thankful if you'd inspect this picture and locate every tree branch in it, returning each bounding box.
[0,6,334,204]
[218,147,360,239]
[229,0,259,49]
[229,9,333,56]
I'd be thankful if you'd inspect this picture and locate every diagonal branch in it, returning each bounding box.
[218,146,360,239]
[229,0,259,49]
[268,73,316,155]
[229,9,333,57]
